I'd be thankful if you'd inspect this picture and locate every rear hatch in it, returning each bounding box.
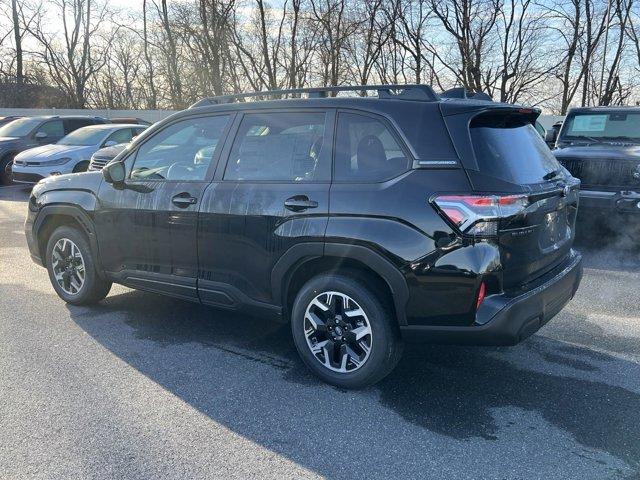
[439,103,580,289]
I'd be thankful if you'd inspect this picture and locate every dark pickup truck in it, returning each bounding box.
[553,107,640,215]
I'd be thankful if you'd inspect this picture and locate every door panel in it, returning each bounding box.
[197,182,329,304]
[95,180,208,300]
[94,113,233,299]
[197,109,334,307]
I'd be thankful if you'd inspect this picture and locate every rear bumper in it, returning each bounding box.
[579,189,640,213]
[400,250,583,345]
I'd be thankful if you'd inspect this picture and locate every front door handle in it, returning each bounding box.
[172,192,198,208]
[284,195,318,212]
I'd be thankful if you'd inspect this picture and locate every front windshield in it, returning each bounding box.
[560,112,640,143]
[58,127,106,146]
[0,117,42,137]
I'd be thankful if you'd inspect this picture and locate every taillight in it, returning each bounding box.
[432,194,529,237]
[476,281,486,310]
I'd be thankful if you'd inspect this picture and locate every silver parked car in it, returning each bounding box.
[12,124,147,184]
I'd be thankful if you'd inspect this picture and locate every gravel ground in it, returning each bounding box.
[1,184,639,480]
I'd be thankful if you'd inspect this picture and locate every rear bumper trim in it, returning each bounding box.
[579,189,640,213]
[400,250,583,345]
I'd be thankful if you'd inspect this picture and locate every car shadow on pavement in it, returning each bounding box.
[68,288,640,477]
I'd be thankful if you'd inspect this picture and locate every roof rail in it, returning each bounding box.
[440,87,493,102]
[189,84,439,108]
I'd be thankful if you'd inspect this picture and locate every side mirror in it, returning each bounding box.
[35,131,48,140]
[545,129,557,147]
[102,161,126,185]
[103,140,118,148]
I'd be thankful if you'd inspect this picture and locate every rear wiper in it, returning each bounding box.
[543,169,562,181]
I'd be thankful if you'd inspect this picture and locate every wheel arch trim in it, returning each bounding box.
[272,242,409,326]
[33,204,105,277]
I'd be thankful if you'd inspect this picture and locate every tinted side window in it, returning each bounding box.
[224,111,329,182]
[130,115,230,181]
[132,127,146,139]
[334,113,408,182]
[105,128,133,145]
[37,120,64,137]
[64,118,97,133]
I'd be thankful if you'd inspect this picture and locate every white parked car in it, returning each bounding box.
[12,124,147,184]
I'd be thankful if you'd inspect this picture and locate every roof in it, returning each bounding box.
[18,115,108,121]
[567,106,640,113]
[76,123,145,131]
[184,85,531,120]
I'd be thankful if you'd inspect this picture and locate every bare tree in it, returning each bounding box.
[492,0,557,104]
[345,0,393,89]
[428,0,502,93]
[310,0,359,88]
[547,0,609,113]
[155,0,184,107]
[28,0,115,108]
[599,0,634,105]
[388,0,438,85]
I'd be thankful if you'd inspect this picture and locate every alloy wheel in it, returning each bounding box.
[303,291,373,373]
[51,238,86,295]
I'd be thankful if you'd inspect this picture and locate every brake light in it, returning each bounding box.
[476,281,486,310]
[432,194,529,237]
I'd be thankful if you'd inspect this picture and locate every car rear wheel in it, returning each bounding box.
[291,274,402,388]
[45,226,112,305]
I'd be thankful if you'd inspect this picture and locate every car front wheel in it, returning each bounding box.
[291,274,402,388]
[45,226,112,305]
[1,155,14,185]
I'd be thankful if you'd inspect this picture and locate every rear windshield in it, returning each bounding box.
[560,111,640,142]
[470,114,560,184]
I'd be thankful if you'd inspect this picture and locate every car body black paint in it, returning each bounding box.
[26,93,583,345]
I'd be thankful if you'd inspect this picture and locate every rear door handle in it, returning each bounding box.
[172,192,198,208]
[284,195,318,212]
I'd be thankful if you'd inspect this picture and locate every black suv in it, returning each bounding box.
[0,115,107,185]
[553,107,640,215]
[25,85,583,388]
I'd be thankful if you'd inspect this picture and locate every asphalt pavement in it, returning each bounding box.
[1,184,639,479]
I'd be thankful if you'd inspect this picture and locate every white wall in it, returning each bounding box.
[0,108,176,123]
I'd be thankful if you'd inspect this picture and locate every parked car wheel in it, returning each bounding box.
[291,274,402,388]
[45,226,112,305]
[72,161,90,173]
[1,155,14,185]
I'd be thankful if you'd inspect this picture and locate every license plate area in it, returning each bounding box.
[539,206,571,252]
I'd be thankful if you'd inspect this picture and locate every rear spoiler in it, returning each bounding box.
[440,100,541,119]
[440,87,493,102]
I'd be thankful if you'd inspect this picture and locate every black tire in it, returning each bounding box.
[291,274,403,388]
[72,161,90,173]
[45,226,112,305]
[1,155,14,185]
